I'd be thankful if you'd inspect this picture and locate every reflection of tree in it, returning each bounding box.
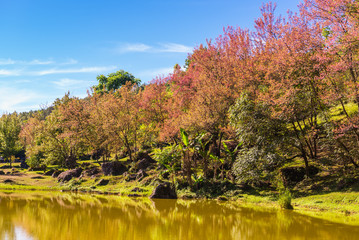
[0,192,358,240]
[0,197,19,239]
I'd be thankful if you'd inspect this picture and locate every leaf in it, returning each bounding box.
[222,142,230,154]
[180,128,189,147]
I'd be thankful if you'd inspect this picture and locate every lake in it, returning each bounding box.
[0,192,357,240]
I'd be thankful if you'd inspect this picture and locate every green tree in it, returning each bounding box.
[0,113,22,167]
[93,70,141,93]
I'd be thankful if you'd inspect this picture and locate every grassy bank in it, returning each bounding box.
[0,162,358,226]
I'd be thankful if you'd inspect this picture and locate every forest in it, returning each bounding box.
[0,0,359,197]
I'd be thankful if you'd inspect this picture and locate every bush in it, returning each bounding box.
[153,145,181,171]
[232,147,284,184]
[26,154,44,169]
[278,190,293,209]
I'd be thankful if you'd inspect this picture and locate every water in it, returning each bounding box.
[0,192,357,240]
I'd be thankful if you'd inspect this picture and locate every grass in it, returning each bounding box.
[292,192,359,225]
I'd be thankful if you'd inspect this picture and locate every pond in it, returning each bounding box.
[0,192,357,240]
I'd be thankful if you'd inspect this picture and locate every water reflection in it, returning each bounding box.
[0,192,357,240]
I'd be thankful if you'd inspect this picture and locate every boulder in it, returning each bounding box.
[97,179,109,186]
[31,176,44,179]
[102,161,127,176]
[3,179,14,184]
[57,168,82,182]
[150,182,177,199]
[81,167,101,177]
[52,170,62,178]
[44,169,55,176]
[136,157,156,171]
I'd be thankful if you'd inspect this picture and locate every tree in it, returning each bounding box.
[0,113,22,167]
[301,0,359,167]
[19,115,45,168]
[100,82,142,162]
[93,70,141,94]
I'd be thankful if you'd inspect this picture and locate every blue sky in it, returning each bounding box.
[0,0,300,113]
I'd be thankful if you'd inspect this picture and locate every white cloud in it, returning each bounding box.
[159,43,193,53]
[27,59,54,65]
[0,58,54,65]
[33,66,117,76]
[0,87,40,113]
[114,42,193,54]
[0,69,22,76]
[116,43,152,53]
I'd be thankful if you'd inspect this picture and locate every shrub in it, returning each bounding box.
[153,145,181,171]
[26,154,44,169]
[278,190,293,210]
[232,147,284,184]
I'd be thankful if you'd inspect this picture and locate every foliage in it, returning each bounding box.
[0,113,22,167]
[26,153,44,169]
[93,70,140,94]
[278,190,293,210]
[152,145,181,171]
[233,147,284,183]
[14,0,359,187]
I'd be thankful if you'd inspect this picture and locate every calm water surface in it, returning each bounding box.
[0,192,357,240]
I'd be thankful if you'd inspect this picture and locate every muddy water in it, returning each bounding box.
[0,192,357,240]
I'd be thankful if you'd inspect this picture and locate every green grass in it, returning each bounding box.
[327,102,358,122]
[292,192,359,225]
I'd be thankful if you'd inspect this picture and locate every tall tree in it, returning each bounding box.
[0,113,22,167]
[93,70,141,94]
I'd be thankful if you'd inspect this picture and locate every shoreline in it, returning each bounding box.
[0,175,358,226]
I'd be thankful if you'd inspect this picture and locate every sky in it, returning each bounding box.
[0,0,300,113]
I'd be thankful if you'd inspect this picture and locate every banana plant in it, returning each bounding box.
[179,128,192,185]
[222,141,242,164]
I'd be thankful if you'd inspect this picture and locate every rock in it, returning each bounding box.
[149,182,177,199]
[97,179,109,186]
[52,170,62,178]
[136,157,156,171]
[20,160,29,169]
[3,179,14,184]
[280,166,319,187]
[57,168,83,182]
[81,167,101,177]
[136,169,148,181]
[135,151,151,161]
[44,169,55,176]
[0,171,4,175]
[31,176,44,179]
[101,161,127,176]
